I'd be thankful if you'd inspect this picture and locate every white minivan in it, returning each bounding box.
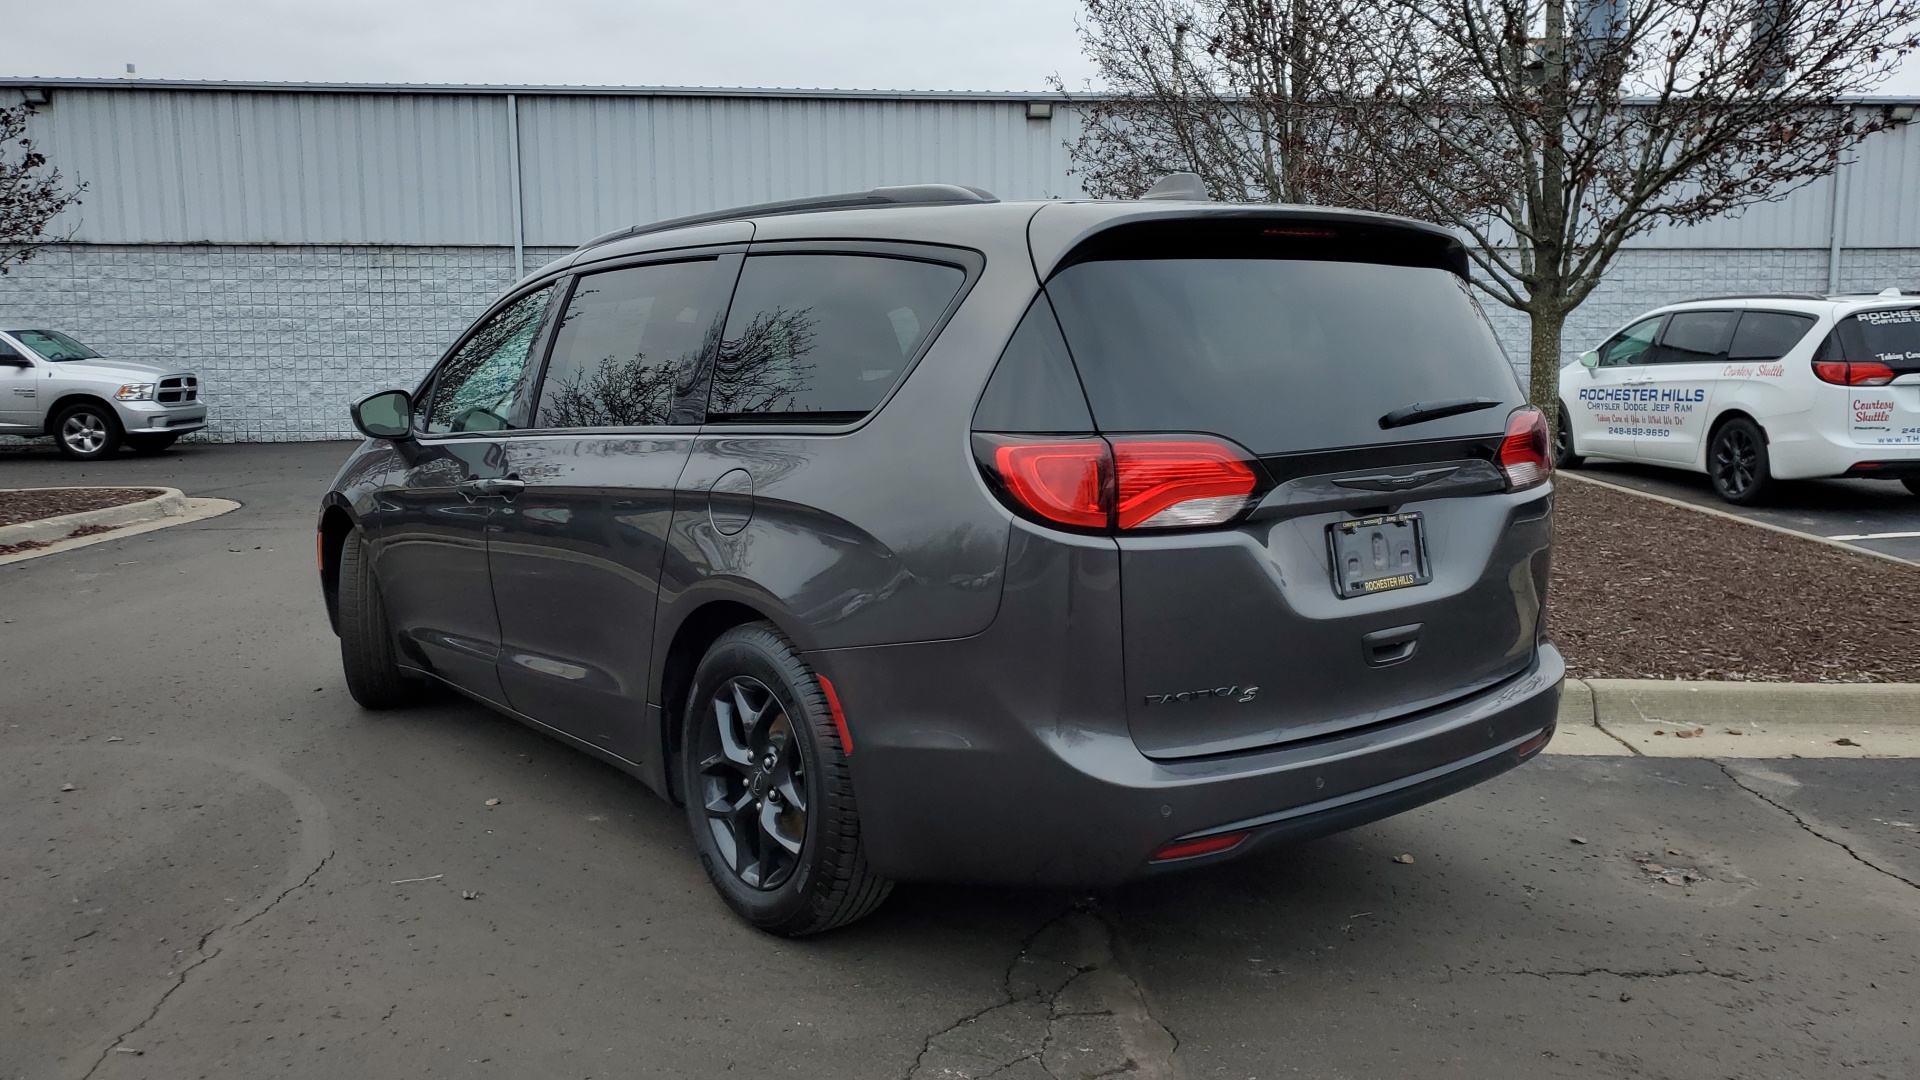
[1556,290,1920,503]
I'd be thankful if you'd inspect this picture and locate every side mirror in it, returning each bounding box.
[0,352,31,369]
[1578,349,1599,370]
[351,389,414,440]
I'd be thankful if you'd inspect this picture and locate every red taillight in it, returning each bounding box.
[1112,439,1259,529]
[982,434,1261,532]
[1499,408,1553,491]
[992,440,1109,529]
[1814,360,1896,386]
[1151,831,1250,862]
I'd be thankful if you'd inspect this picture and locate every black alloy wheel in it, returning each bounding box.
[682,623,891,935]
[1552,405,1582,469]
[697,674,809,890]
[1709,418,1771,505]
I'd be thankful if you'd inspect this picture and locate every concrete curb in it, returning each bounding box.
[1558,470,1920,570]
[1550,677,1920,758]
[0,495,240,566]
[0,487,190,546]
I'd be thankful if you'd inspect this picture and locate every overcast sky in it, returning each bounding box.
[1,0,1099,91]
[3,0,1915,95]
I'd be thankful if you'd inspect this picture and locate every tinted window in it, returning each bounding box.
[1599,317,1662,367]
[1651,310,1738,363]
[536,260,723,428]
[1833,307,1920,374]
[12,330,101,361]
[1043,259,1521,456]
[972,298,1094,433]
[424,285,553,434]
[709,254,965,421]
[1728,311,1816,361]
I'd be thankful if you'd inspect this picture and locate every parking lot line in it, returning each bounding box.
[1828,530,1920,540]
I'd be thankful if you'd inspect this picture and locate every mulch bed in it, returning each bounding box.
[0,487,160,528]
[1549,477,1920,682]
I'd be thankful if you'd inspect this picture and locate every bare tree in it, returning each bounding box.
[1340,0,1920,415]
[0,102,84,275]
[1059,0,1419,210]
[1064,0,1920,418]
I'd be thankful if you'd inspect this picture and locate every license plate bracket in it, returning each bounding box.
[1328,512,1431,598]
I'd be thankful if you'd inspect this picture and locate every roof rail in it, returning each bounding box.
[574,184,999,253]
[1681,292,1829,303]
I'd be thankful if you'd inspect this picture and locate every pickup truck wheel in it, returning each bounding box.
[53,403,123,460]
[125,434,179,454]
[682,623,891,936]
[337,528,417,710]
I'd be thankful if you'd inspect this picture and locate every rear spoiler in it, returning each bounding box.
[1033,206,1470,282]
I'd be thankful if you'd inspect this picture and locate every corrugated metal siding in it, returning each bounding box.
[516,95,1081,244]
[14,82,1908,249]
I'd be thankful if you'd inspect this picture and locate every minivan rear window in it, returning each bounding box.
[1832,307,1920,373]
[1044,259,1523,456]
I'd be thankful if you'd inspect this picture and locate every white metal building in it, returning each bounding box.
[1,78,1915,441]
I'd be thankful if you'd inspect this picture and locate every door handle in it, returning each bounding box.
[456,476,526,498]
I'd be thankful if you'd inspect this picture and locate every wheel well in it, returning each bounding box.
[318,507,354,635]
[657,600,769,802]
[42,393,119,436]
[1709,410,1766,446]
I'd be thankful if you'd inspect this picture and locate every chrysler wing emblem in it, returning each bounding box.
[1330,466,1459,493]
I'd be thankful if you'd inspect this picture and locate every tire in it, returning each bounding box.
[1553,404,1583,469]
[337,528,417,710]
[125,433,179,454]
[1904,478,1920,497]
[1708,418,1772,505]
[52,402,123,460]
[681,622,891,936]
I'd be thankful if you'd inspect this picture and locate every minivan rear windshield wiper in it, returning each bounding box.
[1378,397,1503,430]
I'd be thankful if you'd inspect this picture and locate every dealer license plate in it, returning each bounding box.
[1329,512,1431,598]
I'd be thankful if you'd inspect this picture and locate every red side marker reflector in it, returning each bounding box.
[818,675,853,755]
[1513,728,1552,759]
[1150,831,1250,863]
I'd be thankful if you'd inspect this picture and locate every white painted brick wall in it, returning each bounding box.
[0,244,567,442]
[2,243,1916,441]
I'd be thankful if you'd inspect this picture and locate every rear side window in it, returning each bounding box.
[1831,307,1920,374]
[1043,259,1521,456]
[1729,311,1816,361]
[709,254,965,422]
[1652,311,1738,364]
[536,259,724,428]
[972,298,1094,433]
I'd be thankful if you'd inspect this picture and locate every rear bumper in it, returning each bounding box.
[1767,428,1920,480]
[825,637,1564,888]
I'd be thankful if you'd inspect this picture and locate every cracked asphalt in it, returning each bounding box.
[4,441,1919,1080]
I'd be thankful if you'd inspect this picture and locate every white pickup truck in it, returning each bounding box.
[0,329,207,459]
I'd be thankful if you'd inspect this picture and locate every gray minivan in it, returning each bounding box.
[318,184,1563,935]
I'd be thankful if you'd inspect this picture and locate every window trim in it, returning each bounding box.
[412,277,564,440]
[693,239,987,436]
[512,246,748,436]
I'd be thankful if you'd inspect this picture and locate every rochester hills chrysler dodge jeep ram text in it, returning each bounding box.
[317,182,1563,935]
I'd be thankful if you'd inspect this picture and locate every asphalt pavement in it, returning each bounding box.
[4,440,1919,1080]
[1569,458,1920,564]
